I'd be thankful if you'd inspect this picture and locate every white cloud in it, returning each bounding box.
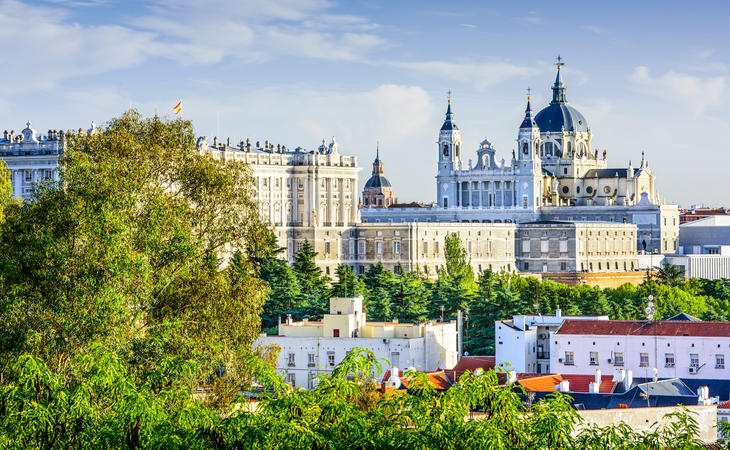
[580,24,607,34]
[629,66,726,115]
[516,15,543,25]
[392,60,540,91]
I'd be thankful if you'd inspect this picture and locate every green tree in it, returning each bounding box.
[332,264,366,298]
[390,270,429,323]
[444,232,475,290]
[656,262,685,286]
[292,240,327,295]
[0,160,12,224]
[0,111,268,378]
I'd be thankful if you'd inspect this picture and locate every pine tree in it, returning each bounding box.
[391,271,429,323]
[332,264,366,298]
[292,240,327,295]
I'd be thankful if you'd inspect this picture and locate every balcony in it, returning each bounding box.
[536,352,550,360]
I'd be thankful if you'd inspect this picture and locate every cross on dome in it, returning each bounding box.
[555,54,565,70]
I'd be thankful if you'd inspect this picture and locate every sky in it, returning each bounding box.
[1,0,728,206]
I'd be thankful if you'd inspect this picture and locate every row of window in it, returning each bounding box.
[287,351,401,370]
[563,351,725,369]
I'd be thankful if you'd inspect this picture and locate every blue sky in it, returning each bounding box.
[2,0,728,206]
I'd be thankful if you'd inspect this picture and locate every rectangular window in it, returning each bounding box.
[559,240,568,253]
[665,353,675,367]
[589,351,598,365]
[375,242,383,254]
[325,242,331,255]
[614,352,624,366]
[640,353,649,367]
[288,353,295,367]
[434,242,439,253]
[308,353,315,367]
[560,262,567,271]
[423,242,428,254]
[393,241,401,254]
[349,240,355,255]
[328,352,335,367]
[717,354,725,369]
[522,239,530,254]
[333,329,340,338]
[287,372,296,386]
[358,241,365,254]
[390,352,400,367]
[487,241,492,253]
[564,351,574,365]
[540,240,549,253]
[690,354,699,367]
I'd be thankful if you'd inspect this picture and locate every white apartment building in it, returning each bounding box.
[495,310,609,374]
[553,320,730,380]
[257,296,457,390]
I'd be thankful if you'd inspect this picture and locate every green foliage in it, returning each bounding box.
[0,346,707,448]
[0,111,267,380]
[0,160,12,224]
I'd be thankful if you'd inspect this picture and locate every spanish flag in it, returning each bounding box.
[173,101,182,114]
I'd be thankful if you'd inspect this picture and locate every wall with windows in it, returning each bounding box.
[552,323,730,380]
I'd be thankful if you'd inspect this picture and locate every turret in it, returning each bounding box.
[518,89,540,161]
[437,95,462,173]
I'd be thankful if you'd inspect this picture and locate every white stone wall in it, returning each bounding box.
[553,333,730,380]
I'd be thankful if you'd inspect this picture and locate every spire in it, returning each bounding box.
[440,90,459,131]
[520,87,537,129]
[372,142,383,175]
[551,55,567,104]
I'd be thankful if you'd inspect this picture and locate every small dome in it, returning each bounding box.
[535,104,589,133]
[364,174,392,189]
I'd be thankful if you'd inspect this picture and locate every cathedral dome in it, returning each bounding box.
[534,103,588,133]
[364,173,392,189]
[534,65,589,133]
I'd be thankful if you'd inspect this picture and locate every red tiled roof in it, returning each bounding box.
[562,374,617,394]
[452,356,495,372]
[518,374,564,392]
[381,369,456,390]
[718,399,730,409]
[556,319,730,337]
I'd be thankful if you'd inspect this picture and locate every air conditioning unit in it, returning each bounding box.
[688,366,698,374]
[607,358,613,364]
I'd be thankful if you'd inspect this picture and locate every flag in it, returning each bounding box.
[173,101,182,114]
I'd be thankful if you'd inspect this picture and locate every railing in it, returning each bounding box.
[536,352,550,359]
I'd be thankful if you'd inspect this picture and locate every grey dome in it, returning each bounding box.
[364,174,391,189]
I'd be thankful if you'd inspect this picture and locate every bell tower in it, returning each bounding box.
[517,89,541,168]
[437,92,462,175]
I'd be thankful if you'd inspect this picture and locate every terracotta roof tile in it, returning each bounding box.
[718,399,730,409]
[562,374,617,393]
[556,319,730,337]
[517,374,565,392]
[452,356,495,372]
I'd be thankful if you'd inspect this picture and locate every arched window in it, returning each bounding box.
[522,142,528,155]
[567,141,572,155]
[443,144,449,157]
[455,144,460,158]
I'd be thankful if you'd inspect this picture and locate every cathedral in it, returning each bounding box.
[436,61,656,212]
[362,61,679,254]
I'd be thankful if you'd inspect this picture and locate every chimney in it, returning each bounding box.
[594,368,601,384]
[589,381,599,393]
[385,366,401,389]
[555,307,562,318]
[457,310,463,360]
[613,368,625,383]
[507,370,517,384]
[625,369,633,390]
[556,380,570,392]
